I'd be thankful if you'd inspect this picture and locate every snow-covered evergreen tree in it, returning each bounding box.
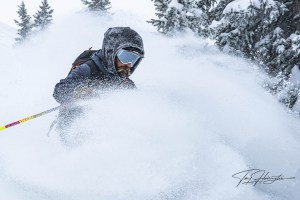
[215,0,288,59]
[188,0,218,37]
[214,0,300,109]
[149,0,189,35]
[81,0,111,12]
[14,1,32,43]
[215,0,299,77]
[148,0,171,34]
[149,0,231,37]
[33,0,54,31]
[259,30,300,108]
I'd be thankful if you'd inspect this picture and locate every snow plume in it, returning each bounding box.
[0,1,300,199]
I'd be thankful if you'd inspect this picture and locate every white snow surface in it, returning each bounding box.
[0,0,300,199]
[0,22,15,46]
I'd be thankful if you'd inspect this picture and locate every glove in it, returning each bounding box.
[73,84,93,99]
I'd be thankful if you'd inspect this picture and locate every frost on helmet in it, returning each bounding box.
[100,27,145,74]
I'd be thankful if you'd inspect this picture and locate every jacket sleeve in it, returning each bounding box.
[53,64,91,104]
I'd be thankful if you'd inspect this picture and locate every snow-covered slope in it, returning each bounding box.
[0,22,15,47]
[0,1,299,200]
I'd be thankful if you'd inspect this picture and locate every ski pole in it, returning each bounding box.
[0,106,61,131]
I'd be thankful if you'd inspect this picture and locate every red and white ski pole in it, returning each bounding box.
[0,106,61,131]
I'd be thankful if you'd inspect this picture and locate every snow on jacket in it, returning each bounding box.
[53,27,144,104]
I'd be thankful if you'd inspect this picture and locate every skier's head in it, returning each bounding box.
[100,27,144,77]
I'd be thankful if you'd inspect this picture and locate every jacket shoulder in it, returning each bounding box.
[67,63,92,79]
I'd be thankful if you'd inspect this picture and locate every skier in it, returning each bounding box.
[52,27,145,142]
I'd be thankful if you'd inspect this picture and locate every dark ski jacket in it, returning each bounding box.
[53,27,145,104]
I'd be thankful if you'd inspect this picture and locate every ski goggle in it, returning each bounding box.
[116,49,143,66]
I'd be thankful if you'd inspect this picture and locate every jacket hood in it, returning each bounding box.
[99,27,144,75]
